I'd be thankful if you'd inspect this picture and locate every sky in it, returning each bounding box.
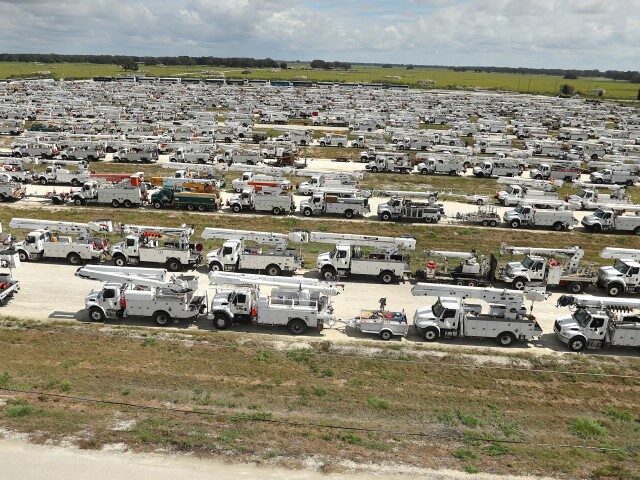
[1,0,639,70]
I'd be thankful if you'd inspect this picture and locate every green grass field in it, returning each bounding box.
[1,62,638,100]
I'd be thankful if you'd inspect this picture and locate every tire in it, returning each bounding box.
[209,262,223,272]
[568,336,586,352]
[321,268,337,282]
[71,179,81,187]
[67,253,82,265]
[509,220,520,229]
[449,170,457,176]
[265,264,281,276]
[18,251,28,262]
[337,143,344,148]
[303,208,313,217]
[213,313,231,330]
[231,204,242,213]
[512,278,527,290]
[111,199,120,208]
[421,169,428,175]
[595,178,603,184]
[153,311,171,327]
[88,307,105,322]
[113,255,127,267]
[197,204,206,212]
[380,212,391,221]
[423,327,439,342]
[123,200,133,209]
[371,166,378,173]
[39,178,47,185]
[166,259,181,272]
[490,220,497,227]
[74,198,85,206]
[482,220,489,227]
[288,318,306,335]
[344,209,354,219]
[552,222,563,231]
[379,271,394,284]
[568,282,584,294]
[320,142,326,147]
[607,283,623,297]
[379,330,392,341]
[497,332,516,347]
[272,207,282,215]
[153,201,163,209]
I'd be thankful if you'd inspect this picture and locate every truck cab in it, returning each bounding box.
[554,308,608,351]
[581,208,614,231]
[206,240,243,271]
[502,255,549,289]
[596,258,640,296]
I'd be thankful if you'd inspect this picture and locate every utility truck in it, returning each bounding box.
[231,172,291,193]
[415,157,464,176]
[416,250,497,286]
[377,195,444,223]
[9,218,112,265]
[208,272,338,335]
[113,146,158,163]
[567,185,629,210]
[581,207,640,234]
[496,184,558,206]
[300,192,370,218]
[313,232,416,284]
[590,169,637,186]
[365,155,411,174]
[554,295,640,351]
[52,175,147,208]
[596,247,640,296]
[0,175,26,202]
[110,224,203,272]
[298,173,357,195]
[503,202,577,231]
[411,283,546,346]
[228,188,295,215]
[473,161,521,178]
[76,265,205,326]
[150,185,221,212]
[529,163,581,182]
[36,164,90,186]
[0,244,20,306]
[317,135,347,147]
[499,245,595,293]
[202,228,307,276]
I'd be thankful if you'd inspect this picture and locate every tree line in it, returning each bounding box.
[447,65,640,83]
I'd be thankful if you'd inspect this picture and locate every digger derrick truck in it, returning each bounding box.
[110,224,203,272]
[554,295,640,351]
[596,247,640,296]
[312,232,416,284]
[499,245,595,293]
[411,283,546,346]
[201,228,308,276]
[8,218,112,265]
[208,272,338,335]
[415,250,497,287]
[76,265,205,326]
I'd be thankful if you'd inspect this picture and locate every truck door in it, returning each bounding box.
[125,237,138,255]
[335,246,351,270]
[101,287,120,313]
[231,292,250,315]
[441,308,458,329]
[222,243,238,266]
[531,260,545,281]
[625,265,640,287]
[585,316,606,341]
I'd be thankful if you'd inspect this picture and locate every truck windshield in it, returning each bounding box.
[573,309,591,328]
[613,260,631,275]
[515,205,524,214]
[506,186,516,194]
[593,209,605,218]
[578,190,588,199]
[432,300,444,317]
[521,256,535,269]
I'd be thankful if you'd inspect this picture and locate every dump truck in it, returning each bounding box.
[150,185,222,212]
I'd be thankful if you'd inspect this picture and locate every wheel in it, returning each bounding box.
[344,209,354,219]
[272,207,282,215]
[510,220,520,228]
[288,318,306,335]
[88,307,105,322]
[421,169,428,175]
[423,327,439,342]
[197,204,207,212]
[320,142,326,147]
[153,311,171,326]
[123,200,133,208]
[552,222,563,231]
[337,143,344,148]
[67,253,82,265]
[379,271,394,284]
[371,167,378,173]
[379,330,392,341]
[186,203,195,211]
[113,255,127,267]
[265,264,281,276]
[153,201,163,209]
[39,178,47,185]
[490,220,497,227]
[482,220,489,227]
[232,204,242,213]
[303,208,313,217]
[111,199,120,208]
[497,332,516,347]
[449,170,457,176]
[634,227,640,236]
[568,282,584,294]
[568,336,586,352]
[607,283,623,297]
[512,278,527,290]
[166,259,181,272]
[74,198,85,206]
[18,251,28,262]
[595,178,603,184]
[213,313,231,330]
[209,262,223,272]
[321,268,337,281]
[71,179,81,187]
[380,212,391,221]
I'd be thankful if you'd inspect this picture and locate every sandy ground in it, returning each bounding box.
[0,437,557,480]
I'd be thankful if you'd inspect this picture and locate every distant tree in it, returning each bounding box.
[279,62,288,69]
[406,64,414,70]
[563,73,578,79]
[310,59,327,69]
[560,84,575,96]
[382,64,393,69]
[120,59,138,71]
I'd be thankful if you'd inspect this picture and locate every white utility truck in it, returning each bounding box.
[496,184,558,206]
[76,265,205,326]
[298,173,358,195]
[499,245,595,293]
[377,195,444,223]
[55,176,147,208]
[596,247,640,296]
[590,169,637,186]
[416,250,497,287]
[554,295,640,351]
[313,232,416,284]
[208,272,338,335]
[503,202,577,231]
[473,161,521,178]
[9,218,112,265]
[231,172,291,193]
[365,156,411,174]
[411,283,546,346]
[36,164,91,186]
[300,192,370,218]
[202,228,307,276]
[529,163,581,182]
[111,224,203,272]
[228,188,295,215]
[566,184,628,210]
[0,174,27,202]
[0,243,20,306]
[415,157,464,176]
[581,207,640,234]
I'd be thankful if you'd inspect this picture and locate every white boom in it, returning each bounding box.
[519,199,576,209]
[500,245,584,271]
[373,189,437,200]
[411,283,547,307]
[9,218,113,235]
[425,250,476,260]
[201,228,309,247]
[600,247,640,260]
[497,177,562,190]
[118,224,194,238]
[557,294,640,310]
[309,232,416,250]
[162,163,227,174]
[75,265,195,292]
[574,181,626,192]
[208,271,341,295]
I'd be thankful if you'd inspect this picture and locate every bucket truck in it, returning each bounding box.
[50,174,147,208]
[227,187,295,215]
[499,245,595,293]
[201,228,308,276]
[596,247,640,296]
[411,283,546,345]
[208,272,338,335]
[312,232,416,284]
[566,184,629,210]
[231,172,291,193]
[0,174,26,202]
[496,184,558,206]
[377,195,444,223]
[110,224,203,272]
[300,191,370,218]
[503,202,577,231]
[36,163,90,186]
[76,265,205,326]
[0,245,20,306]
[554,295,640,351]
[9,217,113,264]
[298,173,358,195]
[415,250,497,286]
[581,206,640,234]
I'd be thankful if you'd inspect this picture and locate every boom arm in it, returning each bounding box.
[209,271,341,295]
[309,232,416,250]
[601,247,640,260]
[75,265,195,293]
[9,217,113,235]
[411,283,547,303]
[118,224,194,239]
[557,294,640,310]
[201,228,309,247]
